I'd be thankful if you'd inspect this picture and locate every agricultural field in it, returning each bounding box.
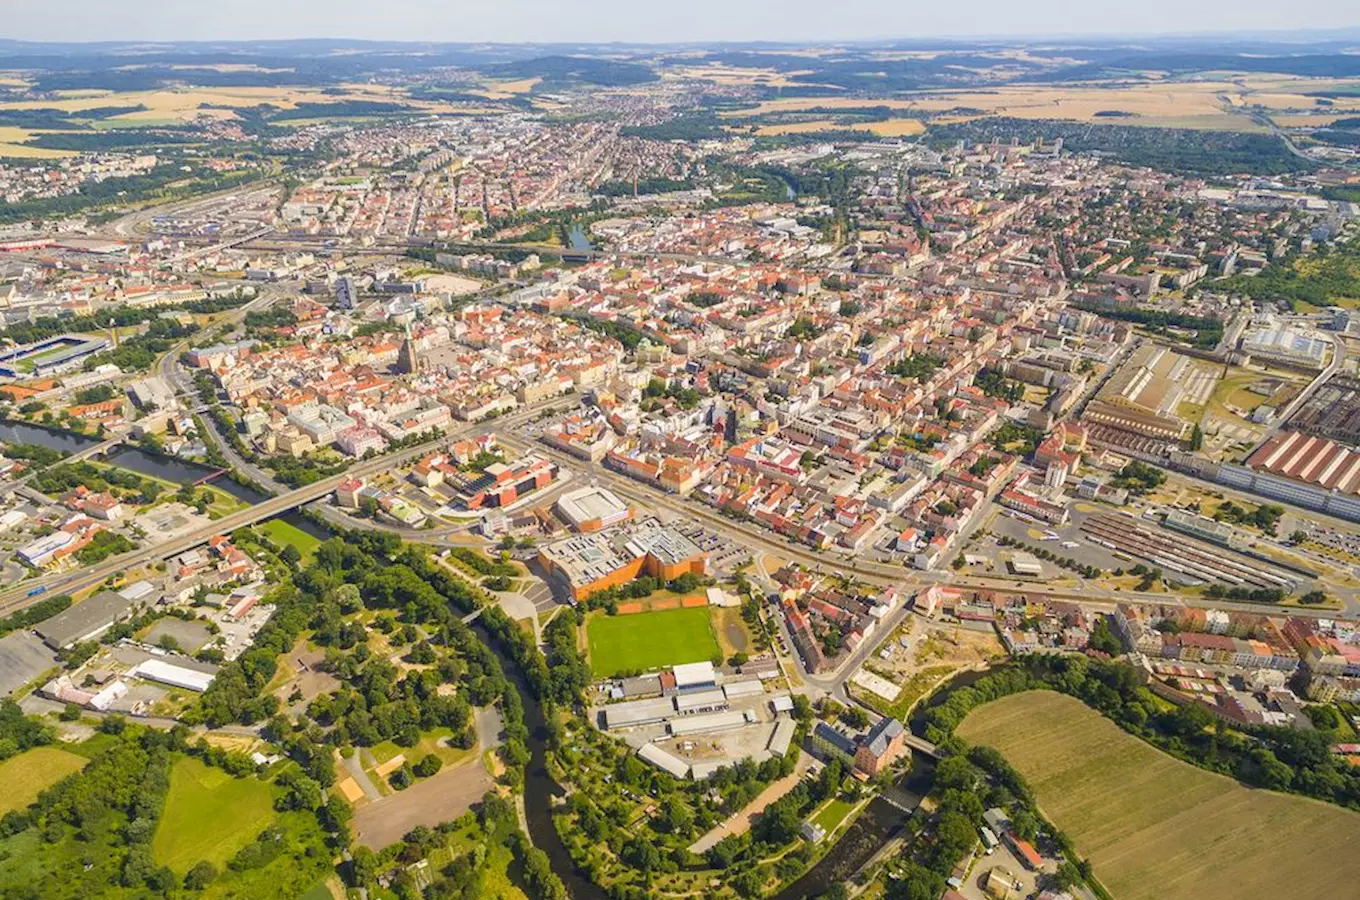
[0,126,75,158]
[726,81,1271,131]
[258,518,322,563]
[957,691,1360,900]
[585,606,721,677]
[152,756,275,874]
[471,77,542,98]
[671,65,834,89]
[0,746,87,816]
[0,82,487,144]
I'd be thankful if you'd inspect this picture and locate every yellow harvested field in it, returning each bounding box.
[166,63,294,73]
[755,119,838,136]
[727,97,920,116]
[488,77,540,95]
[958,691,1360,900]
[0,84,484,127]
[1274,112,1360,127]
[0,747,87,816]
[903,83,1256,130]
[728,82,1271,130]
[674,65,836,89]
[863,119,926,137]
[0,126,74,158]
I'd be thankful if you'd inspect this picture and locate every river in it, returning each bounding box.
[472,616,976,900]
[2,415,961,898]
[566,224,594,253]
[0,418,328,538]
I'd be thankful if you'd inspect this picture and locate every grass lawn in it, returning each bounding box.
[957,691,1360,900]
[258,518,322,563]
[0,746,87,816]
[812,797,855,836]
[368,728,478,770]
[152,756,276,874]
[586,606,720,677]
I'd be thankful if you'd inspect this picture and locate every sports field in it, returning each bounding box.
[152,757,275,874]
[0,747,87,816]
[957,691,1360,900]
[586,606,720,677]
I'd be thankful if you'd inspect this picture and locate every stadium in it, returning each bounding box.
[0,334,109,378]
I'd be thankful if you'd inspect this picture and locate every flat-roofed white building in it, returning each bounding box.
[638,742,691,778]
[673,661,716,689]
[722,679,765,700]
[768,716,797,757]
[555,485,632,532]
[1242,323,1330,369]
[675,687,728,714]
[603,696,676,730]
[131,659,215,692]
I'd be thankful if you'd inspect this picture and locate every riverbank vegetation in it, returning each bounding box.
[546,703,858,900]
[175,527,571,898]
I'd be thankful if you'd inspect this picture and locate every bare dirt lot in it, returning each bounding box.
[353,758,494,850]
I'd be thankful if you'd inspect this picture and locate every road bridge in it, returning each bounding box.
[0,399,563,614]
[0,434,124,498]
[903,733,942,760]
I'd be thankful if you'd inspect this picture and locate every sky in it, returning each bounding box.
[2,0,1357,45]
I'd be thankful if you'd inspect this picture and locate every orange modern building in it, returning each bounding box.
[536,520,707,601]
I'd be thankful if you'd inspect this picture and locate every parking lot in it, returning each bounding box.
[0,630,58,697]
[143,618,214,654]
[981,503,1136,575]
[670,522,752,575]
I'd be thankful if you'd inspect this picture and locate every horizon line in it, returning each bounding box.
[0,24,1358,49]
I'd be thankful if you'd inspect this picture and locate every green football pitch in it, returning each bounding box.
[586,606,720,677]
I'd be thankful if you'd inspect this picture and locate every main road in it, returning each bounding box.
[0,399,562,613]
[496,433,1355,621]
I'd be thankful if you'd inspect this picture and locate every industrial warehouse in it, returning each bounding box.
[594,662,799,781]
